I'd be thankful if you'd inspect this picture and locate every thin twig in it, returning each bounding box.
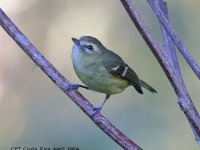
[147,0,200,79]
[159,1,182,78]
[120,0,200,141]
[0,8,142,150]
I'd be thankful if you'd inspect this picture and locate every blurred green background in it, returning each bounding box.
[0,0,200,149]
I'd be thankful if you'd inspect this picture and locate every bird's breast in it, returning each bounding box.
[71,46,129,95]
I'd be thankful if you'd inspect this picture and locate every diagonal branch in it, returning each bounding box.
[147,0,200,79]
[120,0,200,142]
[0,8,142,150]
[158,0,200,143]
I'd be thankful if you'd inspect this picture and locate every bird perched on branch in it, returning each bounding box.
[67,36,157,116]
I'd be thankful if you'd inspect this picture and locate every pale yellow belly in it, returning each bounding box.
[74,64,129,95]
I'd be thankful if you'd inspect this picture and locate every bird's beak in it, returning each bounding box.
[72,38,80,46]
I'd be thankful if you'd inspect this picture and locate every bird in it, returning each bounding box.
[67,36,157,116]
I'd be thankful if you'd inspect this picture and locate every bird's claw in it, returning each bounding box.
[92,107,102,116]
[66,84,80,90]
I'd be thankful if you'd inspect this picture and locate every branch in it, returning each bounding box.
[159,1,182,78]
[158,0,200,143]
[120,0,200,142]
[0,8,142,150]
[147,0,200,79]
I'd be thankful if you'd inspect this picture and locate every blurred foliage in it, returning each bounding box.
[0,0,200,149]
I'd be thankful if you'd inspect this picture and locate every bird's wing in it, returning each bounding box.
[102,51,143,94]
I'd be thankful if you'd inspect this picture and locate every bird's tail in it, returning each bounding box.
[140,80,157,94]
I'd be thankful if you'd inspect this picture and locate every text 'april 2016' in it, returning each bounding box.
[11,146,80,150]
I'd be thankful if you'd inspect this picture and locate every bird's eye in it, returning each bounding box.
[87,45,94,51]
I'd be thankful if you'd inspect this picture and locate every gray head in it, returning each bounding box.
[72,36,106,54]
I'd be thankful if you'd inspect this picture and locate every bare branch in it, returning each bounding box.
[120,0,200,141]
[147,0,200,79]
[0,8,142,150]
[159,1,182,78]
[158,0,200,143]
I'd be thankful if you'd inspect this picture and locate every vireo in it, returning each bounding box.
[67,36,157,116]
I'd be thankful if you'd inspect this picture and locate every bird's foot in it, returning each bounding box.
[66,84,81,90]
[92,107,102,116]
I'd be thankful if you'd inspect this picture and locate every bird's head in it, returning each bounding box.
[72,36,105,56]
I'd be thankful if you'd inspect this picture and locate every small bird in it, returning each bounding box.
[67,36,157,116]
